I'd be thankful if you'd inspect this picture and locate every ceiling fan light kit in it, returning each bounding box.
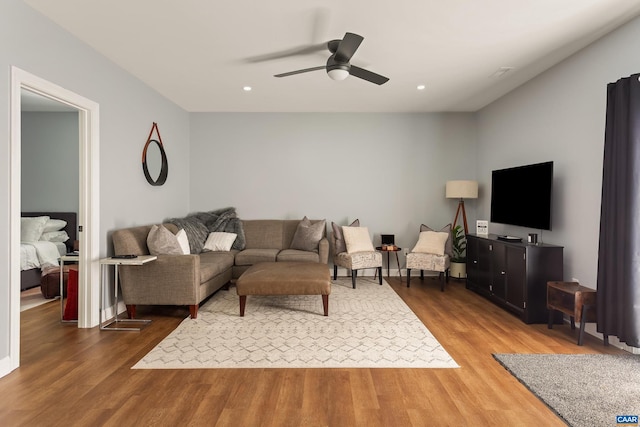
[273,32,389,85]
[327,67,349,81]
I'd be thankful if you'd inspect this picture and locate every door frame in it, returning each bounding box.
[8,66,100,373]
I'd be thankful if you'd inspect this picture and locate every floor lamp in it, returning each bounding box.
[446,180,478,234]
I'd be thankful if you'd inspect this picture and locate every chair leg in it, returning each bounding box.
[351,270,357,289]
[407,269,411,288]
[333,264,337,280]
[420,270,424,280]
[378,267,382,285]
[439,272,445,292]
[445,268,450,283]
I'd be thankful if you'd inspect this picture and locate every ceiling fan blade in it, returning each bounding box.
[349,65,389,85]
[274,66,325,78]
[310,7,331,45]
[245,43,327,63]
[334,32,363,63]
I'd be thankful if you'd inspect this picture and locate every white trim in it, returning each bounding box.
[5,67,100,378]
[0,356,10,376]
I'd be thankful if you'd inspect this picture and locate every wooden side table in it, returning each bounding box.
[375,246,402,278]
[546,281,608,346]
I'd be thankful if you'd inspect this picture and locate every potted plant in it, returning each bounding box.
[450,224,467,279]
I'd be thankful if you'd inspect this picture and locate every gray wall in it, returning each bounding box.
[21,112,79,213]
[0,0,190,364]
[477,17,640,289]
[189,113,478,255]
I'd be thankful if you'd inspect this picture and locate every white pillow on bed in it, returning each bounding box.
[21,216,49,242]
[43,218,67,233]
[40,230,70,243]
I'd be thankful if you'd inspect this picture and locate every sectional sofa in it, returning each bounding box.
[111,219,328,319]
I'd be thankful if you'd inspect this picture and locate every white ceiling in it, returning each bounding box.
[23,0,640,113]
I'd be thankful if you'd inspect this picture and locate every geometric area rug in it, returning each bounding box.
[132,278,458,369]
[493,353,640,427]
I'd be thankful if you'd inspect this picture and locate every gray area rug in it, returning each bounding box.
[133,278,458,369]
[494,353,640,427]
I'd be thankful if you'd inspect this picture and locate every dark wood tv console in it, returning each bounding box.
[466,234,564,324]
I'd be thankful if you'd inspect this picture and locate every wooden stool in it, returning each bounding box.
[546,281,608,346]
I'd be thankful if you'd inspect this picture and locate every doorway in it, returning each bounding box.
[7,67,100,375]
[20,90,79,312]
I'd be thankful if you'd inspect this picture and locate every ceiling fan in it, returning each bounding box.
[274,32,389,85]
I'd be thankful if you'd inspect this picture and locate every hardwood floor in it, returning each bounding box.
[1,276,623,426]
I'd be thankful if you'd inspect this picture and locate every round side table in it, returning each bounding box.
[375,246,402,278]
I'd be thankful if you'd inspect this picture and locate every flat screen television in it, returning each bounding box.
[490,161,553,230]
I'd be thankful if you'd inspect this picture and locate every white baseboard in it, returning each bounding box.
[101,300,127,322]
[580,322,639,354]
[0,355,16,378]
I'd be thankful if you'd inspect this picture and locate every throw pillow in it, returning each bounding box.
[342,226,375,253]
[420,223,453,256]
[43,218,67,233]
[412,231,449,256]
[40,230,70,243]
[166,215,209,253]
[21,216,50,242]
[176,229,190,255]
[331,219,359,254]
[203,232,237,251]
[291,216,326,252]
[147,224,184,255]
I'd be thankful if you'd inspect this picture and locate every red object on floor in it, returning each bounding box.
[63,268,78,321]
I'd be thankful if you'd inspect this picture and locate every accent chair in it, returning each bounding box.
[406,224,452,291]
[330,221,383,289]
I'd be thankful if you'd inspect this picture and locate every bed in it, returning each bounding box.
[21,212,77,291]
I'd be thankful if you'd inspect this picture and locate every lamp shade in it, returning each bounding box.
[446,180,478,199]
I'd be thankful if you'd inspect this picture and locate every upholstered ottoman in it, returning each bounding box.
[40,265,75,299]
[236,262,331,316]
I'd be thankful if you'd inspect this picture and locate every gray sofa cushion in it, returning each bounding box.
[242,220,284,249]
[276,249,321,263]
[199,251,235,283]
[235,248,279,266]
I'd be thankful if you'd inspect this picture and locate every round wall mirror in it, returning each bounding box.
[142,139,168,186]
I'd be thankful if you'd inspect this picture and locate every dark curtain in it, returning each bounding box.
[597,73,640,348]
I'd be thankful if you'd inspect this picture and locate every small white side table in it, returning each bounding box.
[99,255,157,331]
[59,254,79,323]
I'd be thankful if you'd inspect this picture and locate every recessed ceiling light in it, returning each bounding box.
[417,85,425,90]
[243,86,252,91]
